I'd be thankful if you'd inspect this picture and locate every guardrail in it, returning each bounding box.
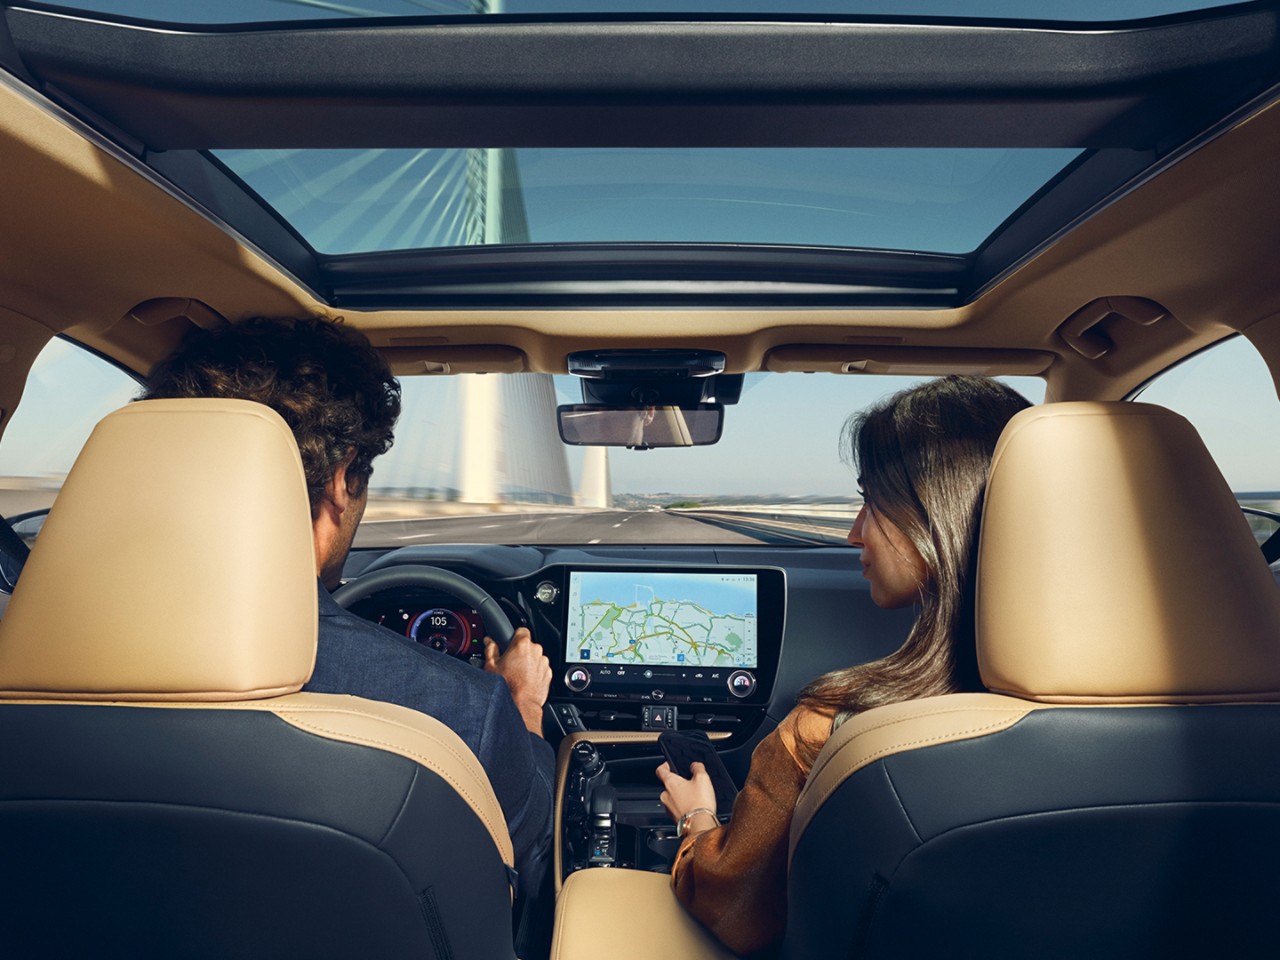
[673,501,858,519]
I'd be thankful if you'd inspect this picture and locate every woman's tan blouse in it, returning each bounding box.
[670,705,835,956]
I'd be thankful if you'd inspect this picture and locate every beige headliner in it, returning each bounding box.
[3,68,1280,434]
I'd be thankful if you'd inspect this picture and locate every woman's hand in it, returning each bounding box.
[656,761,718,837]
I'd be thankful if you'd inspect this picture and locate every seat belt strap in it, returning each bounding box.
[1262,526,1280,566]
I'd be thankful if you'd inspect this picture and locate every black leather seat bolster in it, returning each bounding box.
[0,704,514,959]
[786,705,1280,960]
[885,706,1280,835]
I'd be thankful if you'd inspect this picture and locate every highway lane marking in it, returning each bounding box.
[589,538,602,544]
[611,523,623,528]
[395,533,438,540]
[378,518,545,527]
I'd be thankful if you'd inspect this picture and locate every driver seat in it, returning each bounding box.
[0,399,517,959]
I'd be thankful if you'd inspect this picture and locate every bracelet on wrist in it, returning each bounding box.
[676,806,717,838]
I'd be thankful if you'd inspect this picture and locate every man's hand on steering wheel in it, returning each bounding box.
[484,627,552,737]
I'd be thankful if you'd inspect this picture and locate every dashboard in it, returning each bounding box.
[344,562,785,733]
[340,542,915,749]
[340,541,916,882]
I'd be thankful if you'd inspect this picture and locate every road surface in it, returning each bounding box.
[355,509,848,547]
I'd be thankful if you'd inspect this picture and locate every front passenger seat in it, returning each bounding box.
[783,402,1280,959]
[0,399,517,959]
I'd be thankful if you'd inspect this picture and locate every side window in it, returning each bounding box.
[1134,336,1280,566]
[0,337,139,522]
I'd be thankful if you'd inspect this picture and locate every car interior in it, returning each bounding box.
[0,399,522,959]
[2,1,1280,957]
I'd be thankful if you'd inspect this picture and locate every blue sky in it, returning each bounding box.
[1134,337,1280,494]
[0,341,139,477]
[221,147,1082,256]
[6,337,1276,499]
[551,372,1044,497]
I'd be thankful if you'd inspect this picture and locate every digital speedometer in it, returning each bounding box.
[408,607,471,657]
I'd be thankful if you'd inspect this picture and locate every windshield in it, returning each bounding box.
[0,343,1046,548]
[12,340,1280,550]
[353,371,1047,547]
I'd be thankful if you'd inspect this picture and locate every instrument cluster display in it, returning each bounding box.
[369,601,486,662]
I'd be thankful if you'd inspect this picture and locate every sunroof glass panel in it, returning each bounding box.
[43,1,1249,25]
[214,147,1082,255]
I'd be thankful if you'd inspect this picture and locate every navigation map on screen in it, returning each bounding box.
[565,570,758,668]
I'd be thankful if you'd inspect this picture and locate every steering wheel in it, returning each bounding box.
[332,565,517,652]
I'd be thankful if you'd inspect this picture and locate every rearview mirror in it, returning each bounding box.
[557,404,724,449]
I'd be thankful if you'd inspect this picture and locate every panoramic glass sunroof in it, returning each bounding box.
[214,148,1082,256]
[34,1,1249,25]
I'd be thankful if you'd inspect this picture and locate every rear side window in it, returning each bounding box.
[1134,336,1280,560]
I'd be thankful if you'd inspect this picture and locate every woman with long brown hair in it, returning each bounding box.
[655,374,1031,955]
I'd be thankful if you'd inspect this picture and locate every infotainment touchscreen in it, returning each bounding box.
[565,569,758,669]
[557,566,783,704]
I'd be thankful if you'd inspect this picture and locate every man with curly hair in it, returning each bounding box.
[143,316,554,925]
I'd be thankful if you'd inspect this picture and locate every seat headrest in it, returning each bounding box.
[0,399,317,701]
[977,402,1280,704]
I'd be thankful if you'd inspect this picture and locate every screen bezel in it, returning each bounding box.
[553,564,785,705]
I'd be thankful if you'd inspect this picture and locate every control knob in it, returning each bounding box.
[571,740,604,778]
[726,670,757,699]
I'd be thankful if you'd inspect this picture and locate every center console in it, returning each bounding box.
[529,564,785,737]
[537,565,785,885]
[555,729,739,887]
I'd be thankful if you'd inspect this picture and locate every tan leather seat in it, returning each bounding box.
[0,399,517,959]
[784,402,1280,959]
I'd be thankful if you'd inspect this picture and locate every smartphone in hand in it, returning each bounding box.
[659,729,738,815]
